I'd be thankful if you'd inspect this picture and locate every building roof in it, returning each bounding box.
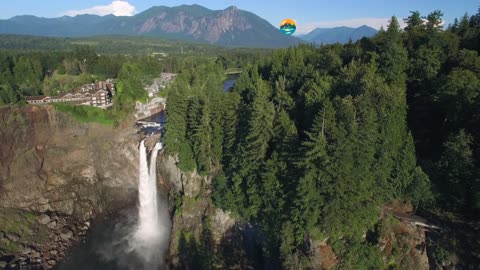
[26,80,115,102]
[25,95,48,101]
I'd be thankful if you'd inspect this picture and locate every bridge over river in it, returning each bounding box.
[135,97,166,120]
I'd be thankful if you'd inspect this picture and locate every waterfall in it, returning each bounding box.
[131,139,169,267]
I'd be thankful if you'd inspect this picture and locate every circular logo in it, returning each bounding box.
[280,18,296,36]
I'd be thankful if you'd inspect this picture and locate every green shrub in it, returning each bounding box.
[54,103,116,125]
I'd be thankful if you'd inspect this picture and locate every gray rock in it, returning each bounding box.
[46,174,66,190]
[21,246,32,254]
[0,261,7,268]
[60,229,73,240]
[80,166,97,184]
[50,250,58,256]
[6,233,19,242]
[50,199,75,215]
[31,251,41,258]
[47,259,56,265]
[0,237,10,245]
[47,221,57,229]
[37,204,50,213]
[38,214,51,225]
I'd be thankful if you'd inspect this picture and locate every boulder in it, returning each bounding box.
[46,175,66,190]
[59,229,73,240]
[31,251,41,258]
[37,204,50,213]
[38,214,50,225]
[6,233,19,242]
[72,200,94,221]
[80,166,97,184]
[21,246,32,254]
[47,221,57,229]
[50,199,75,216]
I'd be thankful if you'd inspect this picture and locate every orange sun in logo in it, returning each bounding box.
[280,19,296,28]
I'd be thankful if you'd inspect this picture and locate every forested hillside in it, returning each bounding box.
[164,10,480,268]
[0,35,271,56]
[0,41,265,125]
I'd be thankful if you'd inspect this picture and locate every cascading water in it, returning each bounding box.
[129,139,170,268]
[56,139,170,270]
[135,140,161,244]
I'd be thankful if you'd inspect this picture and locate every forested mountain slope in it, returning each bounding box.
[163,11,480,268]
[0,5,300,48]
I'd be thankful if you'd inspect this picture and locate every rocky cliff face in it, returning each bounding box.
[137,6,254,44]
[0,105,140,269]
[157,154,280,269]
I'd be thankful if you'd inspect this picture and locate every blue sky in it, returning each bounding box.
[2,0,479,34]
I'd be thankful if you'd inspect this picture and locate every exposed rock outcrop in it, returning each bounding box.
[158,153,273,269]
[0,105,140,269]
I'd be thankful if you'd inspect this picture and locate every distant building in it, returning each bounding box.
[152,52,168,57]
[145,73,177,97]
[26,79,116,108]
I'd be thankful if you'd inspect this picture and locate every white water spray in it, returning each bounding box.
[130,139,170,267]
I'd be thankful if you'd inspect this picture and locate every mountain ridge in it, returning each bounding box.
[300,25,378,44]
[0,4,300,48]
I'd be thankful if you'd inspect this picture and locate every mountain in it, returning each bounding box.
[0,5,300,48]
[300,25,377,44]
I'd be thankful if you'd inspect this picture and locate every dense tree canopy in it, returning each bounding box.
[163,9,480,268]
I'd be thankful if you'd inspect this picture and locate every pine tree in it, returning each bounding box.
[221,92,241,173]
[437,130,475,208]
[164,78,195,172]
[242,76,275,217]
[258,153,286,257]
[376,16,409,88]
[404,11,424,32]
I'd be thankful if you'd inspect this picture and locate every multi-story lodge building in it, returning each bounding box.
[26,79,116,108]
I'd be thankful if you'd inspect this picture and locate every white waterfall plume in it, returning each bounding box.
[130,140,170,268]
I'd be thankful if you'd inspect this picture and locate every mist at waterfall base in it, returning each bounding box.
[56,140,170,270]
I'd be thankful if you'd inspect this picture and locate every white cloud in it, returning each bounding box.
[63,1,136,17]
[295,17,408,34]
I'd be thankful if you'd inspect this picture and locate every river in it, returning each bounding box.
[223,73,240,92]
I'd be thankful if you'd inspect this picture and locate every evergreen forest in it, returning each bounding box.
[164,11,480,268]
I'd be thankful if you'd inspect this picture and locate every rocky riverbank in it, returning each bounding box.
[0,105,141,269]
